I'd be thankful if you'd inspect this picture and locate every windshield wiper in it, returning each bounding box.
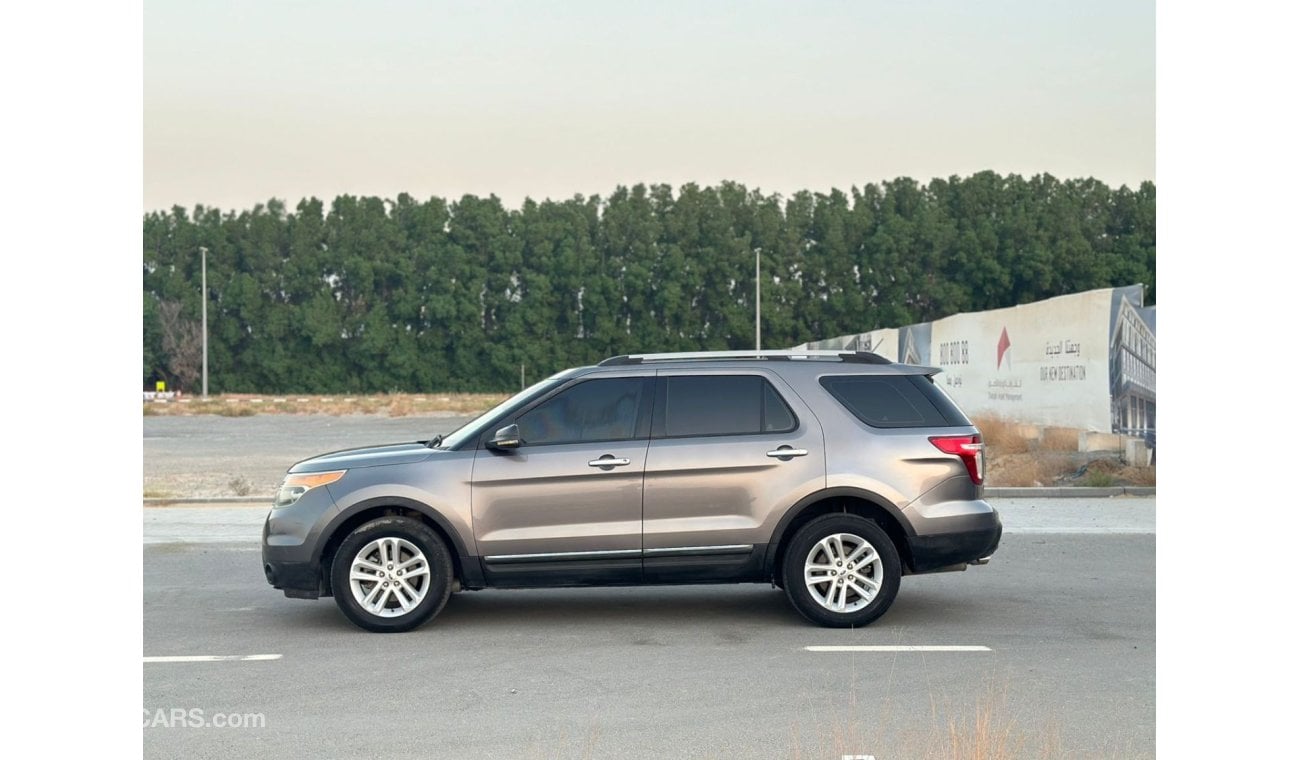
[425,434,443,449]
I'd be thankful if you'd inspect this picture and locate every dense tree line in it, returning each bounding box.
[142,172,1155,393]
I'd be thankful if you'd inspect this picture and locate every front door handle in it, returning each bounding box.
[766,446,809,459]
[588,455,632,468]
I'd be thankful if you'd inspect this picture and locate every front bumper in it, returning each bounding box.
[261,484,339,599]
[906,510,1002,573]
[262,557,324,599]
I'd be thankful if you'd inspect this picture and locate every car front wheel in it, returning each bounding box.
[330,516,454,633]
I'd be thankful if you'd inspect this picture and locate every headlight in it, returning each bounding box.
[273,470,346,508]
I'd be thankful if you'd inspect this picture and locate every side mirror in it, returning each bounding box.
[487,423,522,450]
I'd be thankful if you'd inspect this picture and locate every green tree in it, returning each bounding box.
[142,174,1156,392]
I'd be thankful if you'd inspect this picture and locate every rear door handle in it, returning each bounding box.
[588,455,632,468]
[766,447,809,459]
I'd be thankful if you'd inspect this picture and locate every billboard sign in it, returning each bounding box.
[926,288,1114,431]
[797,285,1155,433]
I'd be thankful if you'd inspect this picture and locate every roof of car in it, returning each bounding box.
[585,351,940,376]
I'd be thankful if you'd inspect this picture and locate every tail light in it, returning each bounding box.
[929,434,984,485]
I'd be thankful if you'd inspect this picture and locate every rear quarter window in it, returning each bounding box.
[820,374,969,428]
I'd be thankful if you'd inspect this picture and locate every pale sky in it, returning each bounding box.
[144,0,1154,212]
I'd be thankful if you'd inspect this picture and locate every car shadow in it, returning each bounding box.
[433,584,804,630]
[262,584,990,637]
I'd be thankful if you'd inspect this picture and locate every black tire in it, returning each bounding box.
[330,516,454,633]
[781,514,902,628]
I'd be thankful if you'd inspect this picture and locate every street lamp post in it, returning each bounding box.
[755,248,762,350]
[200,246,208,399]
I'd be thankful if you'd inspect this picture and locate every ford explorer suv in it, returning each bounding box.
[262,350,1001,632]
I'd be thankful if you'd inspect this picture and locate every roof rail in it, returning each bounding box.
[598,350,892,366]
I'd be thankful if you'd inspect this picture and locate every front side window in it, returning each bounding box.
[516,378,645,445]
[440,371,572,449]
[658,375,797,438]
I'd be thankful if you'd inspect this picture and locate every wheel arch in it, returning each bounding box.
[765,487,917,581]
[316,496,476,595]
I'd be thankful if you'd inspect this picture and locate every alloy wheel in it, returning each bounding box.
[802,532,883,613]
[348,537,431,618]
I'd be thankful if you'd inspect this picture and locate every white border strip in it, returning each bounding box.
[804,645,991,652]
[144,654,282,663]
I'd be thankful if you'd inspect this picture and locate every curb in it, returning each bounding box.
[145,486,1155,506]
[985,486,1154,498]
[144,496,269,506]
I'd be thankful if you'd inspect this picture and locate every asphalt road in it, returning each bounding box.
[143,413,477,498]
[143,499,1155,759]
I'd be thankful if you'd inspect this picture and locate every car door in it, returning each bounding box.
[471,372,653,586]
[641,369,825,582]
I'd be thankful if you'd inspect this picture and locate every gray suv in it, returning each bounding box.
[262,351,1001,632]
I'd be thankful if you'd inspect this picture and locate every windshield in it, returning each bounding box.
[436,370,575,450]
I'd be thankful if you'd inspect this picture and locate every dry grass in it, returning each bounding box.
[215,403,258,417]
[387,396,415,417]
[973,415,1155,487]
[1084,458,1124,475]
[972,415,1031,456]
[143,392,508,417]
[790,679,1069,760]
[988,453,1063,487]
[940,693,1036,760]
[1040,427,1078,452]
[975,414,1069,486]
[918,687,1065,760]
[1117,465,1156,486]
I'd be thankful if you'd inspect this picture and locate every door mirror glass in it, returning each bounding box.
[487,424,522,450]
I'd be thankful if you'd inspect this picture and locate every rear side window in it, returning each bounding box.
[820,374,968,428]
[658,375,798,438]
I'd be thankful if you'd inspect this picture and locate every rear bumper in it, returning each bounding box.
[906,511,1002,573]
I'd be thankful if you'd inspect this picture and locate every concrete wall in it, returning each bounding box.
[796,286,1154,433]
[930,288,1113,431]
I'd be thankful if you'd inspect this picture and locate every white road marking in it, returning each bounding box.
[1008,526,1153,535]
[144,654,282,663]
[804,645,991,653]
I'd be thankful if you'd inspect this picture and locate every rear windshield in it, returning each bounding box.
[820,374,970,429]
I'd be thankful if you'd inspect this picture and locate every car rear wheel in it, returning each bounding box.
[330,516,453,633]
[782,514,901,627]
